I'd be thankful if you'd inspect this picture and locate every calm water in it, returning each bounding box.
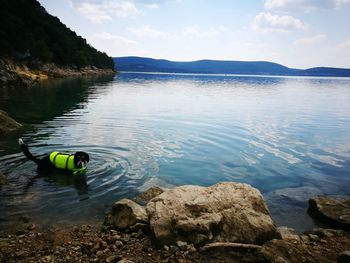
[1,73,350,232]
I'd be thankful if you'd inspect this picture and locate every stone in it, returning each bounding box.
[106,255,116,263]
[104,199,148,230]
[277,227,300,241]
[146,182,280,245]
[134,187,164,204]
[338,251,350,263]
[308,197,350,230]
[0,110,21,134]
[176,241,188,248]
[117,260,135,263]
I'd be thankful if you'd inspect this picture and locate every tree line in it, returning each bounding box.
[0,0,114,70]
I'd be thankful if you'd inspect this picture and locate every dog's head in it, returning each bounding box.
[74,152,90,168]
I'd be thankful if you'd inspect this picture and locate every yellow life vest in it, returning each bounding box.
[49,151,76,171]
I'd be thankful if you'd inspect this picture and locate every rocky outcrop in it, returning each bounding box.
[146,182,280,246]
[104,199,148,230]
[308,196,350,230]
[0,110,21,134]
[0,58,115,89]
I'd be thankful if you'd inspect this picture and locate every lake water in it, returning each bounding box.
[1,73,350,232]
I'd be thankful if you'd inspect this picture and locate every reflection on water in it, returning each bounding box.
[1,73,350,232]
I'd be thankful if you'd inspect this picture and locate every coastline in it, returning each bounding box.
[0,58,115,89]
[1,184,349,263]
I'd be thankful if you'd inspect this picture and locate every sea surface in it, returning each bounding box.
[1,73,350,232]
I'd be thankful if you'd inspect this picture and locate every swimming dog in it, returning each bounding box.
[18,138,89,174]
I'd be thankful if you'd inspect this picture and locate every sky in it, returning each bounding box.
[38,0,350,69]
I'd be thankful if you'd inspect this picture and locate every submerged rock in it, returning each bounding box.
[134,186,164,205]
[146,182,281,245]
[308,196,350,230]
[0,110,21,134]
[104,199,148,230]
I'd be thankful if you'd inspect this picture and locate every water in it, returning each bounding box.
[1,73,350,232]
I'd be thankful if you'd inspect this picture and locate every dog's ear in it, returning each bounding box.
[84,152,90,163]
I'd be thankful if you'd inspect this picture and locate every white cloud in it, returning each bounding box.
[128,24,230,40]
[182,25,229,38]
[294,34,327,46]
[92,32,137,44]
[265,0,350,11]
[128,25,176,39]
[253,12,307,32]
[71,0,139,23]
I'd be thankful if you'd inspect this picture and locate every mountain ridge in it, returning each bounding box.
[114,56,350,77]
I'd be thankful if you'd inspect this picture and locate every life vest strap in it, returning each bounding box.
[65,154,74,171]
[51,152,59,168]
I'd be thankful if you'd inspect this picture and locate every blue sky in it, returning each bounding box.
[39,0,350,69]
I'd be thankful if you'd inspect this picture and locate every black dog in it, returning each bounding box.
[18,138,89,174]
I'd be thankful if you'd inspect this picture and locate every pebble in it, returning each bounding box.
[176,241,187,248]
[106,255,116,262]
[308,234,319,242]
[115,240,123,248]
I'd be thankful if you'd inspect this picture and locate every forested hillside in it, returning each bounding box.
[114,57,350,77]
[0,0,114,69]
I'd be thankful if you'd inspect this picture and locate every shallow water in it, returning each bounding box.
[1,73,350,232]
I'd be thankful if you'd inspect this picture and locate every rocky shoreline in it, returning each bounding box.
[0,58,115,89]
[1,182,349,263]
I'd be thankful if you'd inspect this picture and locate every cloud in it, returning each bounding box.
[128,25,176,39]
[264,0,350,11]
[294,34,327,46]
[128,24,230,40]
[253,12,307,32]
[92,32,137,44]
[183,25,229,38]
[71,0,139,23]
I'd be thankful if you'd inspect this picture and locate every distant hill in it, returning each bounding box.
[114,57,350,77]
[0,0,114,69]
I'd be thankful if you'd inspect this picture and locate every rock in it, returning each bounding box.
[176,240,188,248]
[117,260,135,263]
[338,251,350,263]
[104,199,148,230]
[146,182,280,245]
[106,255,116,262]
[268,186,323,204]
[308,196,350,230]
[134,187,164,204]
[277,227,300,241]
[27,223,36,231]
[0,110,21,134]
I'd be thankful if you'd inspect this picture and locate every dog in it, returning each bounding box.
[18,138,89,174]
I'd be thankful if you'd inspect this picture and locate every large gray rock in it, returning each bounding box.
[104,199,148,230]
[308,196,350,230]
[146,182,280,245]
[0,110,21,134]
